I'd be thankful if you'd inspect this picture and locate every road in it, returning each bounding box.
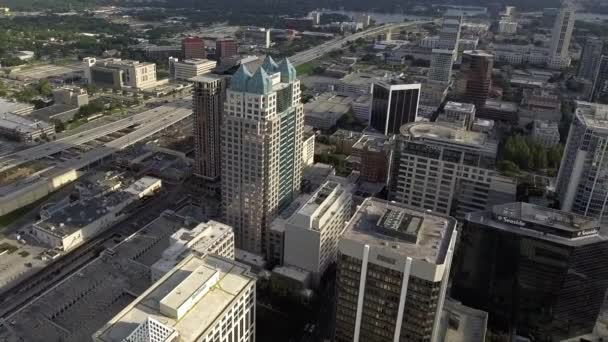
[0,98,192,173]
[290,21,433,66]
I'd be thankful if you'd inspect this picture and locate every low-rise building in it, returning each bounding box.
[438,101,476,130]
[519,89,561,126]
[52,86,89,107]
[0,98,35,116]
[305,93,353,130]
[329,129,363,154]
[498,19,518,34]
[531,120,560,148]
[33,177,162,251]
[84,57,157,90]
[351,94,371,122]
[93,254,256,342]
[479,100,519,124]
[351,134,393,184]
[168,58,217,81]
[0,112,54,142]
[437,299,488,342]
[150,220,235,281]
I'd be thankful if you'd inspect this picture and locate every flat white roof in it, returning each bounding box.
[94,255,254,342]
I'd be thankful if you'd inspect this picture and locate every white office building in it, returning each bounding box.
[150,220,235,281]
[498,19,518,34]
[169,58,217,81]
[390,122,517,219]
[556,101,608,226]
[283,179,354,286]
[93,254,256,342]
[429,49,456,83]
[84,58,157,90]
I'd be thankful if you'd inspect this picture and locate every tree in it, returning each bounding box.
[38,79,52,97]
[51,119,66,133]
[547,144,564,169]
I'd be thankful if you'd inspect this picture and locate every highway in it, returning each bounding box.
[0,98,192,173]
[290,21,433,66]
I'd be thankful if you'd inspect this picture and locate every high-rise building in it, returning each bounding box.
[181,36,206,59]
[221,56,304,255]
[215,37,238,60]
[334,198,458,342]
[389,122,516,219]
[549,0,575,59]
[577,37,604,81]
[283,179,354,286]
[369,81,420,135]
[428,49,456,83]
[451,202,608,341]
[457,50,494,108]
[93,254,256,342]
[556,101,608,226]
[591,55,608,101]
[192,74,227,182]
[169,58,216,81]
[438,15,462,50]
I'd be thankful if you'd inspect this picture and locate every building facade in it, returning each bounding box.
[283,179,354,286]
[334,198,458,342]
[591,55,608,101]
[181,36,205,59]
[94,255,256,342]
[456,50,494,108]
[216,37,238,60]
[369,81,420,135]
[389,122,516,220]
[451,202,608,341]
[84,58,157,90]
[192,75,227,182]
[577,37,604,81]
[428,49,456,83]
[169,58,217,81]
[556,101,608,226]
[549,0,575,60]
[438,101,476,130]
[351,134,393,184]
[221,56,304,255]
[531,120,560,148]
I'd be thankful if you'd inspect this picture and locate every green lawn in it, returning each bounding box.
[295,62,315,76]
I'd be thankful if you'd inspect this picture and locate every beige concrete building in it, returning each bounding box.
[390,123,516,220]
[93,254,256,342]
[169,58,217,81]
[221,56,304,255]
[283,179,354,286]
[84,57,157,90]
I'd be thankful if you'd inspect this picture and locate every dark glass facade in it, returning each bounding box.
[370,84,419,135]
[451,218,608,341]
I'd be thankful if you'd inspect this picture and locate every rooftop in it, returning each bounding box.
[575,101,608,131]
[94,255,255,342]
[34,190,135,237]
[343,198,457,264]
[0,98,34,115]
[463,50,494,58]
[352,133,391,153]
[0,208,207,342]
[439,299,488,342]
[289,179,354,230]
[305,93,353,116]
[400,122,491,149]
[445,101,476,114]
[484,99,518,112]
[177,58,216,66]
[466,202,606,246]
[0,112,53,134]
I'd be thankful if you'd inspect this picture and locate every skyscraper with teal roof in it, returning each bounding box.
[221,56,304,255]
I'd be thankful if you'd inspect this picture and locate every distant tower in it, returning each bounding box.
[556,101,608,227]
[192,74,227,183]
[578,37,604,81]
[428,48,456,83]
[221,56,304,254]
[458,50,494,108]
[549,0,575,59]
